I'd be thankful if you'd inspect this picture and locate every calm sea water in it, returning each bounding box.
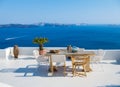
[0,25,120,49]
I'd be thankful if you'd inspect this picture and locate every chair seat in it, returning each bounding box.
[53,62,64,66]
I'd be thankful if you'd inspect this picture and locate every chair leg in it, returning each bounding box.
[72,65,74,74]
[83,65,87,76]
[98,61,104,72]
[64,64,66,76]
[72,65,87,77]
[73,65,77,76]
[46,63,49,72]
[37,65,40,71]
[72,65,74,76]
[51,65,54,75]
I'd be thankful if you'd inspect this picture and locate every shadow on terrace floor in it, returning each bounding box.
[15,64,73,77]
[98,84,120,87]
[15,64,50,77]
[0,64,73,77]
[9,56,35,60]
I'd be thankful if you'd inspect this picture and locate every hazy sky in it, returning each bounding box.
[0,0,120,24]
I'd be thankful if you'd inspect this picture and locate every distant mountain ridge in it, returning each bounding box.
[0,23,120,28]
[0,23,77,28]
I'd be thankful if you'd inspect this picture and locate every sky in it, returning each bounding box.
[0,0,120,24]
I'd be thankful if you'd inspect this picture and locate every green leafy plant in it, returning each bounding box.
[33,37,48,50]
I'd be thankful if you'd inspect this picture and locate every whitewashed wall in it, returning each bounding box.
[104,50,120,60]
[0,49,6,60]
[0,47,120,63]
[10,47,66,56]
[0,48,11,60]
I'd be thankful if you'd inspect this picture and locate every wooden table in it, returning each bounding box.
[45,51,95,72]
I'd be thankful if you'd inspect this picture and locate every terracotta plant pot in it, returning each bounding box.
[13,45,19,58]
[39,50,46,55]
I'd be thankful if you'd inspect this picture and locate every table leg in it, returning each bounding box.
[85,56,92,72]
[48,56,57,72]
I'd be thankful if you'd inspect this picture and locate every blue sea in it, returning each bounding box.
[0,25,120,49]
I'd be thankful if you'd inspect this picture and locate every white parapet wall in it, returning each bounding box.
[87,49,120,60]
[0,47,120,63]
[0,48,11,60]
[5,48,11,60]
[10,47,66,56]
[0,49,6,60]
[104,50,120,60]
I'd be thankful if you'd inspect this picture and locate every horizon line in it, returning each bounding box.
[0,23,120,25]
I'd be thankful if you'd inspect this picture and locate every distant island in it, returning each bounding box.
[0,23,120,28]
[0,23,87,28]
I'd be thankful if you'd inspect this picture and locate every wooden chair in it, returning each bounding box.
[71,55,88,77]
[90,49,105,71]
[90,49,105,64]
[51,55,66,76]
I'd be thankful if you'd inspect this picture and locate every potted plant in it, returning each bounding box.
[33,37,48,55]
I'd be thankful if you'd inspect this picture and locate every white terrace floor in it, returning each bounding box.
[0,55,120,87]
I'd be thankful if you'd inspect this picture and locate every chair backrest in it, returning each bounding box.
[91,49,105,62]
[97,49,105,56]
[33,50,39,58]
[78,48,85,52]
[72,55,88,65]
[51,55,66,63]
[36,55,48,63]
